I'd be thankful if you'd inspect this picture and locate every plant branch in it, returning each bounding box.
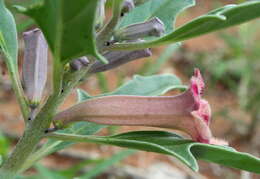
[97,0,123,49]
[5,55,29,121]
[103,40,162,51]
[0,57,92,177]
[16,65,92,173]
[0,93,60,178]
[52,56,63,96]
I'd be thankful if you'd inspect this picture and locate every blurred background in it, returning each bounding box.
[0,0,259,178]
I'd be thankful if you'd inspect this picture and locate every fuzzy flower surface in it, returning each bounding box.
[54,69,227,145]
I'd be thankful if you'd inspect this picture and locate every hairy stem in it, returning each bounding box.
[0,58,90,177]
[18,66,91,173]
[0,94,60,178]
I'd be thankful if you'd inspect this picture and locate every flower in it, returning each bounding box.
[53,69,227,145]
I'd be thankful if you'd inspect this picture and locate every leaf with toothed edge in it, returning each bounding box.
[78,74,187,99]
[118,0,195,34]
[15,0,107,63]
[153,1,260,44]
[48,131,260,173]
[110,1,260,50]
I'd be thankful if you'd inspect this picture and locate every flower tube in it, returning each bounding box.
[53,69,227,145]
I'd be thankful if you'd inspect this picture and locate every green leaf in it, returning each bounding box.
[154,1,260,44]
[22,122,106,172]
[108,74,186,96]
[78,74,186,100]
[0,0,18,66]
[16,0,106,63]
[77,89,92,102]
[118,0,195,33]
[0,131,10,156]
[49,131,260,174]
[80,149,135,179]
[109,1,260,50]
[0,0,29,119]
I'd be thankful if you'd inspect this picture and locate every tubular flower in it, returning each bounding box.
[53,69,227,145]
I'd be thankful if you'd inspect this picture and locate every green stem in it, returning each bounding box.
[0,94,60,178]
[53,57,63,96]
[103,40,161,51]
[17,66,92,173]
[0,57,67,178]
[97,0,123,49]
[6,58,29,121]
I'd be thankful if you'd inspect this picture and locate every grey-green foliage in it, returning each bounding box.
[48,131,260,173]
[119,0,195,33]
[0,0,18,64]
[110,1,260,50]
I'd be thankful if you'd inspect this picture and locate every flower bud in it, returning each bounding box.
[114,17,165,41]
[22,28,48,108]
[96,0,106,29]
[88,48,152,73]
[122,0,135,15]
[70,56,90,71]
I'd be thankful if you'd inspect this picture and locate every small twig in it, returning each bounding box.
[97,0,124,50]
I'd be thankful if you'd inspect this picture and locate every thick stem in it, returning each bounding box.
[0,94,60,178]
[18,66,91,173]
[0,57,90,177]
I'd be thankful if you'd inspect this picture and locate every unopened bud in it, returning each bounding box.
[22,28,48,108]
[70,56,90,71]
[96,0,106,29]
[114,17,165,41]
[89,48,152,73]
[121,0,135,15]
